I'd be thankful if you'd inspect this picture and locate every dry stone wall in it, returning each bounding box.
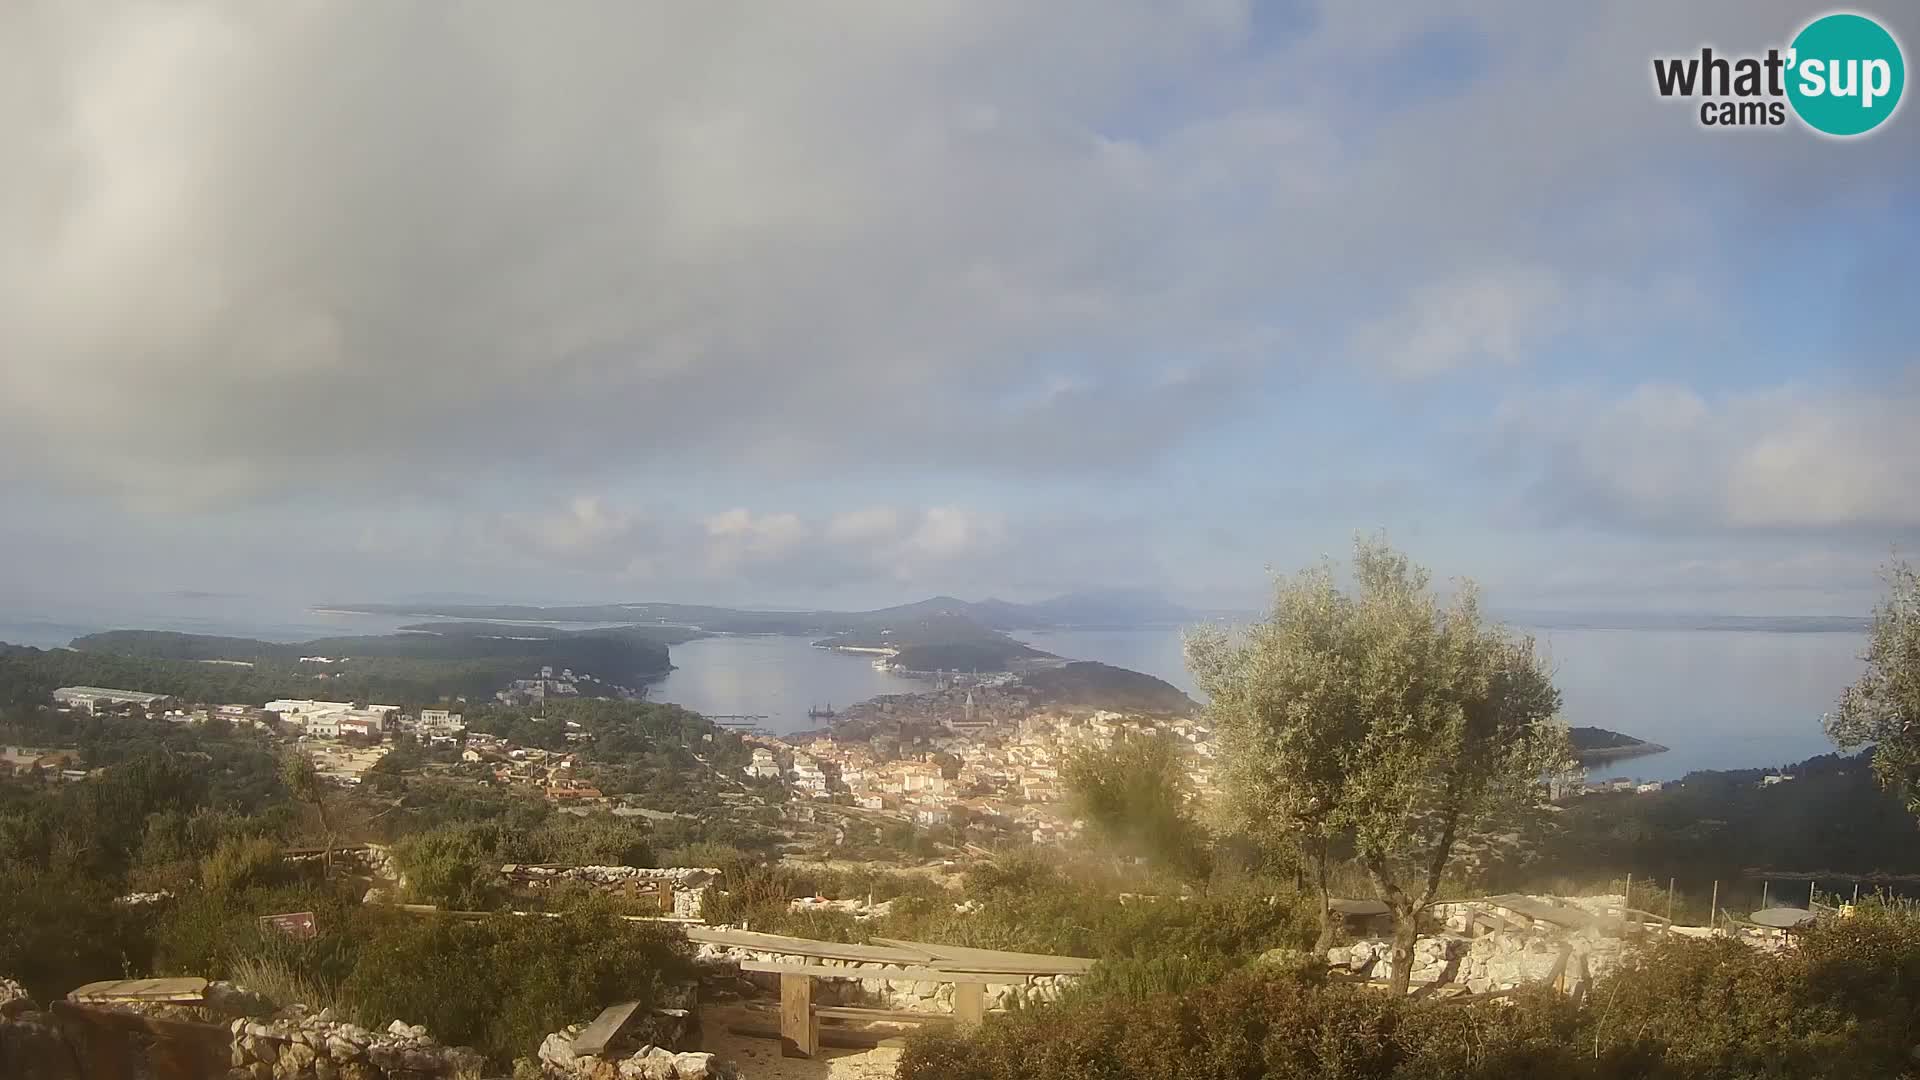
[694,943,1074,1012]
[505,866,718,920]
[225,1007,486,1080]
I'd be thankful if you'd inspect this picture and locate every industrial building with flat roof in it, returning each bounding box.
[52,686,170,712]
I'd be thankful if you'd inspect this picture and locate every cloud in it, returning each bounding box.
[467,499,1123,601]
[1497,375,1920,534]
[1354,266,1566,377]
[2,0,1911,507]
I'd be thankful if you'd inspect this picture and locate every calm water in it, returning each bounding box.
[646,635,924,731]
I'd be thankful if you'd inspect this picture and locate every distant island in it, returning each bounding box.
[328,587,1206,634]
[1568,725,1669,764]
[18,623,685,705]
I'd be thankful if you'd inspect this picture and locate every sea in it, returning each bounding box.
[0,603,1867,784]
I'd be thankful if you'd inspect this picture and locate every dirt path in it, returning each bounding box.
[699,1004,905,1080]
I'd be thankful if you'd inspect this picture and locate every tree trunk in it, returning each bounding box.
[1311,843,1336,955]
[1387,904,1418,996]
[1363,854,1419,996]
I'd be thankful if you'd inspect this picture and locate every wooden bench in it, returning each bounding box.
[738,960,1028,1058]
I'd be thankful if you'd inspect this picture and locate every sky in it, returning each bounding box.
[2,1,1916,619]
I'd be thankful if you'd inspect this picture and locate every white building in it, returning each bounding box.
[743,747,783,781]
[417,709,465,736]
[53,686,168,713]
[790,754,830,797]
[265,700,356,722]
[303,715,342,739]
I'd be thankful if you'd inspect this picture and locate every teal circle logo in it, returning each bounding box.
[1787,13,1905,136]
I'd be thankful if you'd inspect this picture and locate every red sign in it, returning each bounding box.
[258,912,317,940]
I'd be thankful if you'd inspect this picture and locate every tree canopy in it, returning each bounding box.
[1826,559,1920,816]
[1188,537,1568,992]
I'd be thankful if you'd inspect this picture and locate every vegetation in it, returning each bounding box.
[341,904,693,1066]
[1063,728,1210,879]
[1022,661,1197,715]
[1189,538,1569,991]
[1825,558,1920,817]
[900,903,1920,1080]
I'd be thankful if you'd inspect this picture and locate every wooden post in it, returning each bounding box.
[1761,881,1769,910]
[660,880,675,915]
[953,981,985,1028]
[1810,880,1817,909]
[1667,878,1675,928]
[1710,881,1719,933]
[779,973,817,1059]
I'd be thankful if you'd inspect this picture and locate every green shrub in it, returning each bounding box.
[899,910,1920,1080]
[201,835,291,895]
[338,907,694,1066]
[0,865,148,1002]
[393,826,505,910]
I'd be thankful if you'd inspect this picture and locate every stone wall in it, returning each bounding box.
[693,944,1074,1013]
[504,866,718,920]
[284,844,400,889]
[226,1007,486,1079]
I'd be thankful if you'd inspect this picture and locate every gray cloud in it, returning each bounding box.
[1496,376,1920,535]
[461,498,1164,603]
[1,1,1916,615]
[3,0,1911,506]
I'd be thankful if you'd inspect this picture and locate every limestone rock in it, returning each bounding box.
[671,1051,717,1079]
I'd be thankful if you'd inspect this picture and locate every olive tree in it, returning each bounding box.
[1189,538,1568,993]
[1062,727,1210,879]
[1826,560,1920,814]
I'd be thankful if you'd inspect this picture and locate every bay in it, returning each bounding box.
[645,635,923,731]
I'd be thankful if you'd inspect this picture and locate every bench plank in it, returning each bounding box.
[814,1006,954,1024]
[739,961,1026,984]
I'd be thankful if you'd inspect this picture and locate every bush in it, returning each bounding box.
[393,827,504,910]
[901,907,1920,1080]
[338,907,694,1066]
[201,835,291,895]
[0,865,148,1002]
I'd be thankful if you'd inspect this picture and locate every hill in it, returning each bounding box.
[815,614,1053,673]
[1021,661,1198,715]
[35,625,676,705]
[1568,725,1668,763]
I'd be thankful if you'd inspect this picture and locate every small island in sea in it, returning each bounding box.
[1568,725,1669,764]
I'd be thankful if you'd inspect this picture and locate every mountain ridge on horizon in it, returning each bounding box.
[332,587,1211,632]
